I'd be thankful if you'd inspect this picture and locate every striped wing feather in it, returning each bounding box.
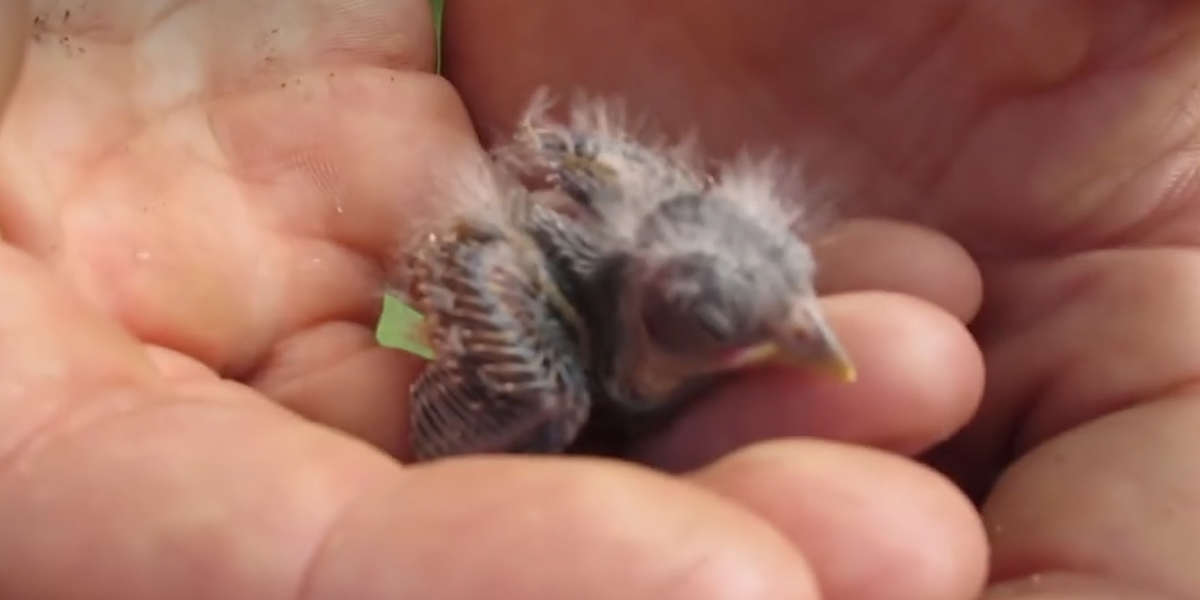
[407,222,592,460]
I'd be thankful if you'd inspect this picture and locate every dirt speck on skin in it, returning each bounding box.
[50,33,85,59]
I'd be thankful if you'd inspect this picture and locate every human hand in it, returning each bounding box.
[447,1,1200,597]
[0,1,987,598]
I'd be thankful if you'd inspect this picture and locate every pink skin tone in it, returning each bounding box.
[0,1,1193,598]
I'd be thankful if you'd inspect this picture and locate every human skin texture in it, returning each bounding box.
[0,0,1187,599]
[444,1,1200,598]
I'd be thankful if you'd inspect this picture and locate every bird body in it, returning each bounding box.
[395,91,855,461]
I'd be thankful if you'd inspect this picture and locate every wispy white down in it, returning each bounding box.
[501,89,824,263]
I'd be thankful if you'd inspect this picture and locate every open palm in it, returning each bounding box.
[448,1,1200,597]
[0,1,999,599]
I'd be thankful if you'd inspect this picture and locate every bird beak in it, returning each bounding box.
[720,298,857,382]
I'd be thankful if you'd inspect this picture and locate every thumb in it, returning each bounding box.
[0,244,817,599]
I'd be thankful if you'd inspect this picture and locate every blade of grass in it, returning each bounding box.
[429,0,445,73]
[376,294,435,360]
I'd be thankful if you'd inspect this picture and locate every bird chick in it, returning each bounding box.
[504,91,856,411]
[395,91,854,461]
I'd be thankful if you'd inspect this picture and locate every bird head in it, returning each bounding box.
[611,192,855,407]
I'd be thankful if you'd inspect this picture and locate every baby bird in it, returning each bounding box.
[395,91,855,461]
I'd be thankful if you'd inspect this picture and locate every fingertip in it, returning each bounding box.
[814,218,983,323]
[691,439,989,600]
[820,292,986,448]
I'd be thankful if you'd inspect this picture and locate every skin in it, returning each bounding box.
[0,2,1181,600]
[447,1,1200,597]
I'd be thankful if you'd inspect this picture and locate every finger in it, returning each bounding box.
[2,0,436,253]
[216,73,479,450]
[983,394,1200,599]
[634,291,984,471]
[0,244,158,460]
[690,440,988,600]
[931,249,1200,498]
[304,457,821,599]
[0,0,27,116]
[32,68,474,374]
[23,0,433,115]
[0,243,819,598]
[0,407,822,599]
[812,218,982,322]
[983,572,1170,599]
[248,321,422,456]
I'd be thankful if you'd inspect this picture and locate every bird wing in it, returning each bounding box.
[406,220,594,461]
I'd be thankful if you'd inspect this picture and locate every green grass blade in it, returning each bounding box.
[429,0,445,73]
[376,293,435,360]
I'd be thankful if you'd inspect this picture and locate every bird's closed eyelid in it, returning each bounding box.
[695,303,736,340]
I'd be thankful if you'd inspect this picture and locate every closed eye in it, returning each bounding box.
[696,304,735,341]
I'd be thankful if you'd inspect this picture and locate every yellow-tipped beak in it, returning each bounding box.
[722,298,857,383]
[721,338,856,382]
[806,340,857,383]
